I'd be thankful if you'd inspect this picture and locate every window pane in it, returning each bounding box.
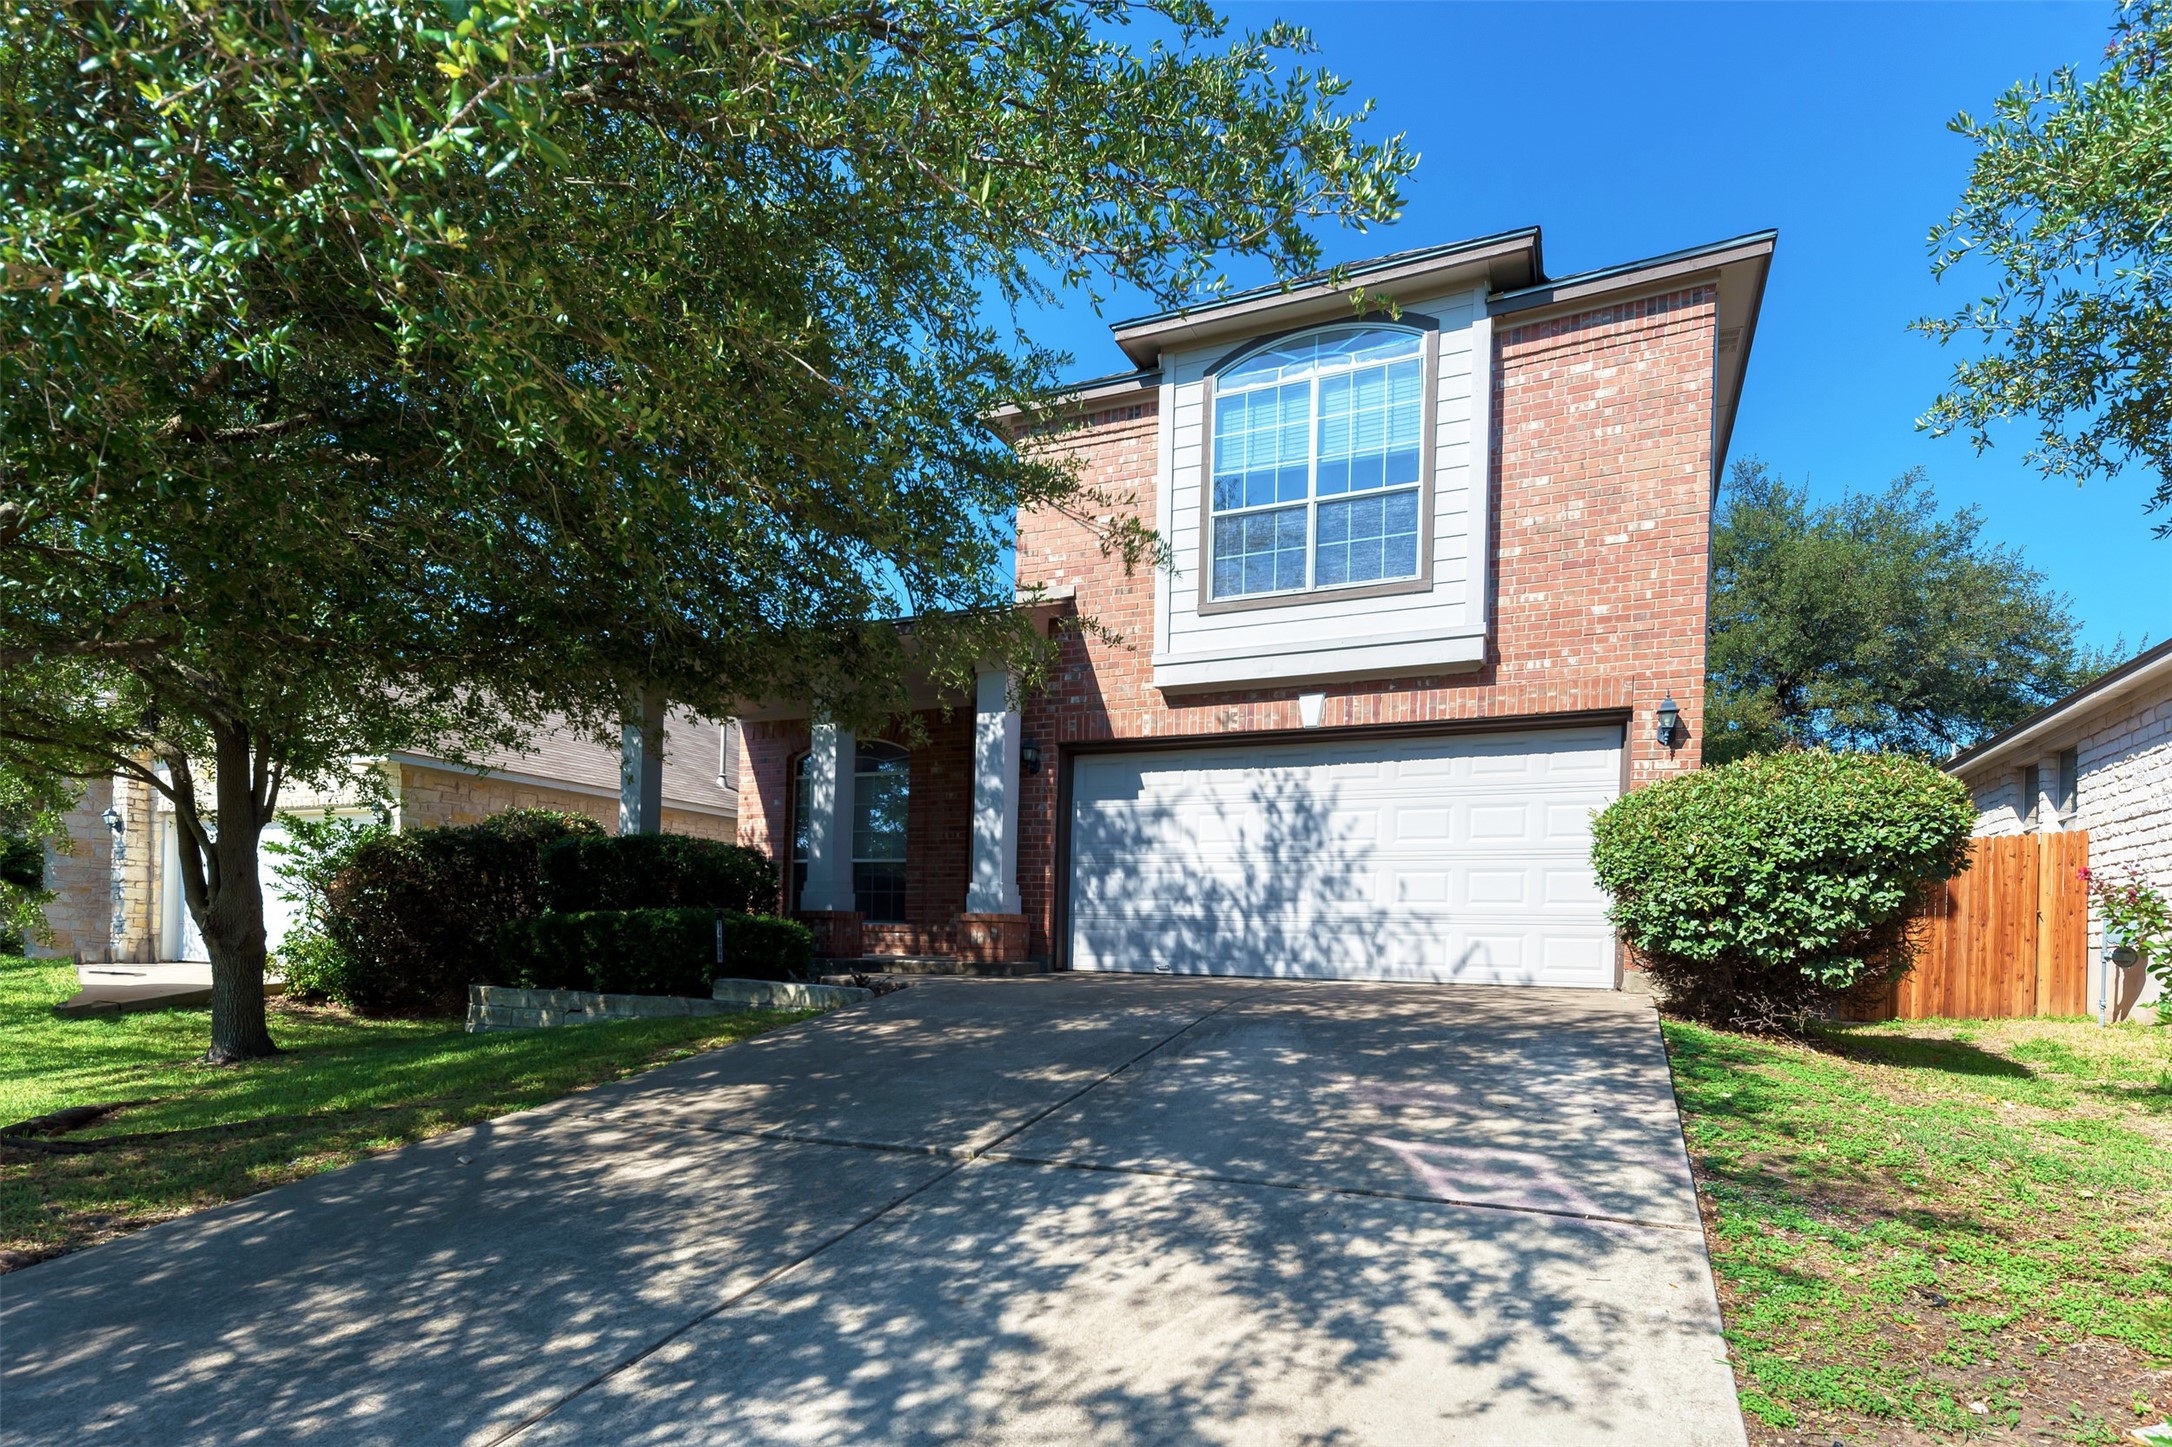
[1213,327,1426,602]
[854,861,907,923]
[1315,488,1421,587]
[1213,504,1307,597]
[792,755,813,864]
[1213,381,1311,512]
[853,771,908,862]
[1224,326,1421,386]
[1317,356,1422,498]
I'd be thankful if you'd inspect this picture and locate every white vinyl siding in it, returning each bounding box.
[1153,285,1487,691]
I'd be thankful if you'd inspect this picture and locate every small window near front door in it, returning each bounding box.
[789,741,910,922]
[851,742,909,923]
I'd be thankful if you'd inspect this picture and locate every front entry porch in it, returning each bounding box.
[741,669,1036,970]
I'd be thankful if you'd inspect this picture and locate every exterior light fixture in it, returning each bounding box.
[101,805,123,832]
[1655,696,1685,750]
[1020,739,1043,776]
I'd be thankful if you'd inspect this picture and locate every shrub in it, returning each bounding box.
[0,831,45,953]
[1590,749,1975,1032]
[2080,866,2172,1013]
[271,927,355,1003]
[495,908,815,996]
[318,808,604,1013]
[539,833,777,914]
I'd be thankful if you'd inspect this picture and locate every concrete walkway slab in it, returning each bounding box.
[56,961,285,1018]
[992,982,1702,1228]
[517,1157,1740,1447]
[0,1109,951,1446]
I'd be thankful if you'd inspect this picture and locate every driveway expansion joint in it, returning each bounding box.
[497,994,1246,1441]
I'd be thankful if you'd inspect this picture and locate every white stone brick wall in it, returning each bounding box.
[1971,770,2029,838]
[1960,673,2172,1011]
[2074,677,2172,885]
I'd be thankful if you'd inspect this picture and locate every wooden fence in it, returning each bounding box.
[1877,831,2090,1020]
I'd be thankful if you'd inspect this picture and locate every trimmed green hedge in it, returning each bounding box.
[1590,749,1975,1031]
[316,809,603,1012]
[291,812,797,1014]
[540,833,777,914]
[496,907,814,997]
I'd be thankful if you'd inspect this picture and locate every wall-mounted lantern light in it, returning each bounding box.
[1655,696,1685,750]
[1021,739,1043,776]
[101,805,123,833]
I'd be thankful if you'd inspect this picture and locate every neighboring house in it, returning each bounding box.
[34,712,739,964]
[1946,637,2172,1012]
[736,225,1776,987]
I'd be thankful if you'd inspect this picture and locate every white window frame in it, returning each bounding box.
[1199,321,1439,613]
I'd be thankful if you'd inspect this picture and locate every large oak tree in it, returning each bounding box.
[0,0,1413,1059]
[1706,461,2118,763]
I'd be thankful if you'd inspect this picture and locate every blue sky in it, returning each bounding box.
[1010,1,2162,656]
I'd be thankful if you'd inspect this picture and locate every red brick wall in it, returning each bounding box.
[900,711,972,929]
[1009,286,1718,958]
[737,718,807,913]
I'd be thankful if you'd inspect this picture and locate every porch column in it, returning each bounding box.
[799,715,857,914]
[618,688,665,836]
[965,669,1022,917]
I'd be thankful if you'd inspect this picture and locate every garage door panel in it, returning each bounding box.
[1068,725,1622,988]
[1543,866,1608,908]
[1463,868,1530,906]
[1465,803,1531,843]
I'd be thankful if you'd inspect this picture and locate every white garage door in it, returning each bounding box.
[1067,724,1623,987]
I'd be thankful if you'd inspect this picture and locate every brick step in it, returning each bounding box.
[822,956,1051,978]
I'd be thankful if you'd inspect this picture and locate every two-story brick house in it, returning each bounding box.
[737,226,1774,987]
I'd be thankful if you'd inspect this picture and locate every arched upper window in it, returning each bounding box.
[1210,324,1427,601]
[791,740,910,922]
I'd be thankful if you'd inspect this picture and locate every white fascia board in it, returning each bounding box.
[1152,631,1486,694]
[1945,648,2172,779]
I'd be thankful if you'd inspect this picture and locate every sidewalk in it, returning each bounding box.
[53,961,285,1018]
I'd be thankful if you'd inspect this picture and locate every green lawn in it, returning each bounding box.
[0,955,812,1267]
[1670,1015,2172,1445]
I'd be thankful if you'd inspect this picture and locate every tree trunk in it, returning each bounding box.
[175,721,280,1063]
[200,844,276,1064]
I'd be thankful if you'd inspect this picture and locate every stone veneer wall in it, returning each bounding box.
[110,774,160,961]
[1005,287,1720,959]
[30,780,111,961]
[28,774,159,963]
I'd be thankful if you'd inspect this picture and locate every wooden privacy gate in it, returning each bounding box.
[1879,831,2090,1020]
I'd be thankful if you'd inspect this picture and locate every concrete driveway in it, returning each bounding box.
[0,976,1745,1446]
